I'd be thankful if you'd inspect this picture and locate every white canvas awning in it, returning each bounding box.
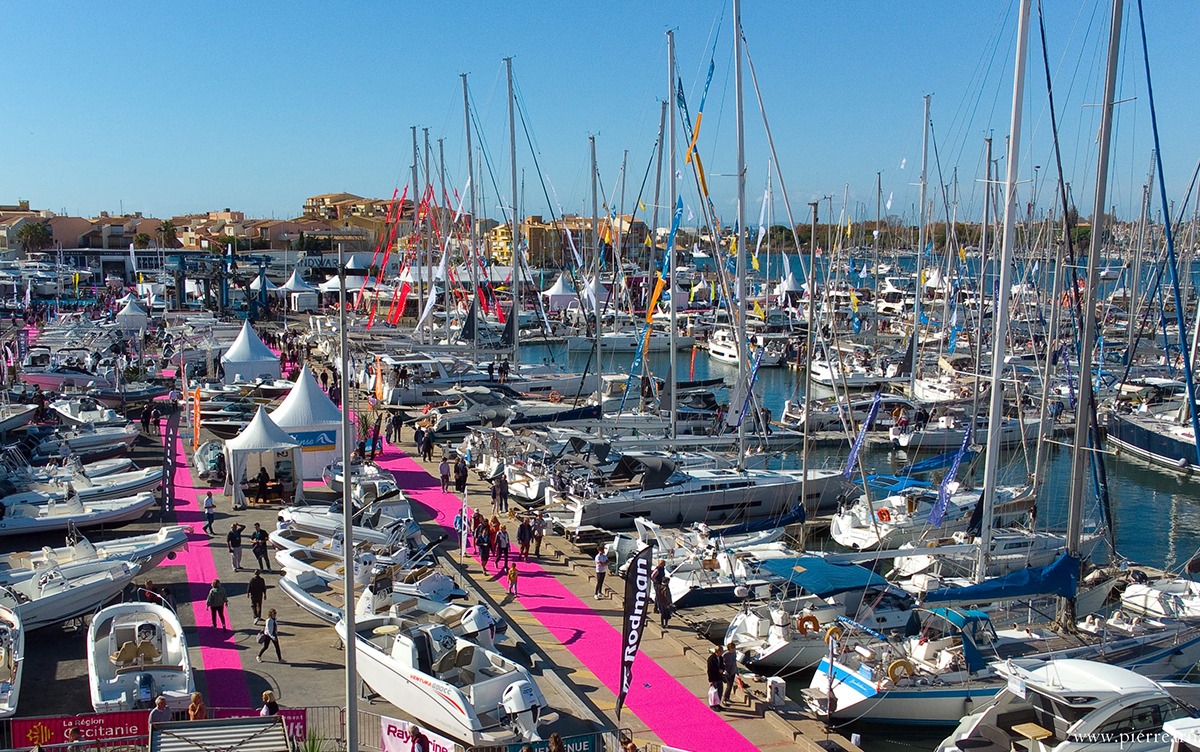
[219,321,281,384]
[270,365,347,480]
[222,406,303,508]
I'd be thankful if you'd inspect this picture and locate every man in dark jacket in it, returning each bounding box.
[706,646,726,709]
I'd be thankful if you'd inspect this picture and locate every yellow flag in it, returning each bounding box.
[690,282,698,302]
[959,246,967,262]
[644,234,652,247]
[751,254,760,272]
[846,221,853,238]
[730,234,737,253]
[603,226,612,245]
[753,300,765,319]
[638,200,646,212]
[850,291,859,313]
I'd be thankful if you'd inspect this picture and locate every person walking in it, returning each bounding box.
[256,608,283,662]
[490,480,501,514]
[187,692,207,720]
[532,512,546,557]
[497,474,510,514]
[438,457,451,493]
[506,563,519,595]
[247,569,267,623]
[259,690,279,716]
[254,466,271,505]
[421,431,435,462]
[516,517,533,561]
[651,559,672,627]
[409,725,430,752]
[494,526,511,572]
[721,641,739,705]
[151,406,162,435]
[475,518,491,573]
[593,547,609,600]
[249,522,270,571]
[453,456,468,494]
[707,646,726,709]
[227,522,246,571]
[205,579,228,628]
[202,491,216,535]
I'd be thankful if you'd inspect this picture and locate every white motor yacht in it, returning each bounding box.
[88,602,194,712]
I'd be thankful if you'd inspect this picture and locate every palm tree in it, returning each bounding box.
[14,221,52,256]
[157,220,178,249]
[133,233,151,249]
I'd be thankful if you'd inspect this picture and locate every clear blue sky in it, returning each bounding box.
[6,1,1197,227]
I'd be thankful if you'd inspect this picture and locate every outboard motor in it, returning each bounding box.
[458,605,497,649]
[499,680,541,741]
[133,673,156,708]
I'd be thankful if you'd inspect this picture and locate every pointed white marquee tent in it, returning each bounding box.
[113,299,149,330]
[219,321,280,384]
[280,270,317,293]
[222,406,303,508]
[270,365,348,480]
[540,273,576,312]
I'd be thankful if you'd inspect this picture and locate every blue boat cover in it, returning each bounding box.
[925,608,993,671]
[758,556,889,598]
[715,505,806,537]
[921,553,1080,605]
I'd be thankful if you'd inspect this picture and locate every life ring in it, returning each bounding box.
[876,507,892,523]
[887,658,915,684]
[548,391,562,404]
[796,614,820,635]
[823,625,843,644]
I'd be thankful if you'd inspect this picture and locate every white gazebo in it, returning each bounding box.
[219,321,280,384]
[222,406,303,508]
[774,271,805,297]
[280,269,317,293]
[248,275,280,293]
[113,299,149,330]
[540,273,576,312]
[269,365,348,480]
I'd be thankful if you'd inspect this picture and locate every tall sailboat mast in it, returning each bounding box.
[506,57,520,368]
[976,0,1031,583]
[912,93,930,397]
[591,135,601,373]
[462,73,479,358]
[1066,0,1123,577]
[734,0,749,466]
[667,30,679,439]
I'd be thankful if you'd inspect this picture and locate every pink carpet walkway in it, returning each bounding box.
[163,412,252,708]
[373,442,759,752]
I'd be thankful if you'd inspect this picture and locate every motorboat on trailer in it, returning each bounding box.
[88,602,194,712]
[0,607,23,718]
[336,613,548,746]
[0,491,157,537]
[0,523,189,582]
[50,396,125,427]
[0,559,140,630]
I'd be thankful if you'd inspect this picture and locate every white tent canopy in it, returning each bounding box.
[222,406,303,508]
[318,274,377,293]
[270,365,348,480]
[219,321,280,384]
[114,299,149,330]
[249,275,279,292]
[280,269,317,292]
[775,272,805,296]
[540,273,576,312]
[582,277,610,305]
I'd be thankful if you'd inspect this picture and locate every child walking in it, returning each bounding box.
[506,563,519,595]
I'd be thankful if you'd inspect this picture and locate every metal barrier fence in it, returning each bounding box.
[0,706,345,752]
[356,709,626,752]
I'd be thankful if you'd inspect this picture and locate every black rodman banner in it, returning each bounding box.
[616,544,654,720]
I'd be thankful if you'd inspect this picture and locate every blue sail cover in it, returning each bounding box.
[714,505,806,537]
[759,556,889,598]
[922,553,1080,604]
